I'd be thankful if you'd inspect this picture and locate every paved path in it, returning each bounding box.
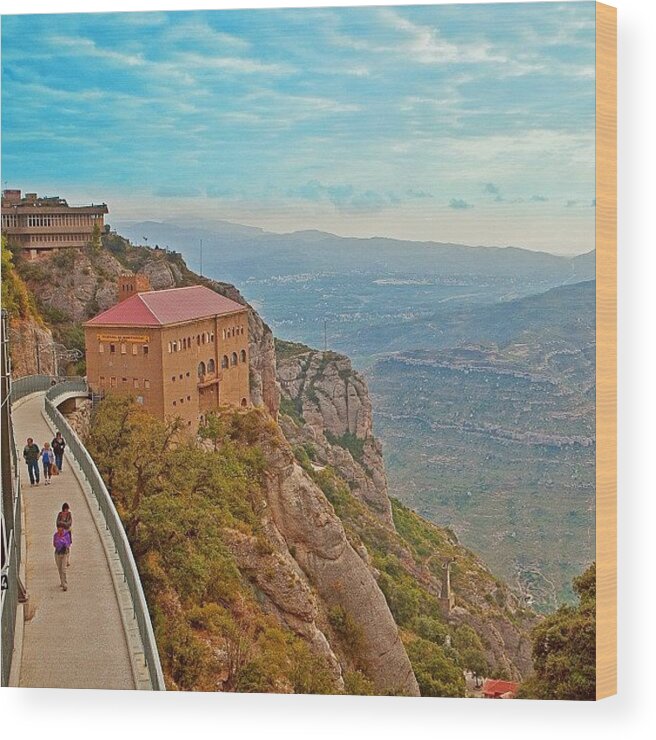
[13,393,135,689]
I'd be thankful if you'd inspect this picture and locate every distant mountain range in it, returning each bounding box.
[116,219,595,286]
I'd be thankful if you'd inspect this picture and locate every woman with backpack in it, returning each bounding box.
[56,503,73,566]
[53,526,71,591]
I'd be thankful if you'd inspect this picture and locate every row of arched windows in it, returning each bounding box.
[197,350,246,377]
[222,326,245,339]
[168,332,215,353]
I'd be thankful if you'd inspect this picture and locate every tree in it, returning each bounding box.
[519,563,596,700]
[88,220,102,252]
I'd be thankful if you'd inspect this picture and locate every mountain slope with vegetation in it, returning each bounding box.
[9,231,536,694]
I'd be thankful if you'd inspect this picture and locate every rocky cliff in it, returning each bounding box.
[277,342,394,527]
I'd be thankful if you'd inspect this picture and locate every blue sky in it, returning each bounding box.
[1,3,596,253]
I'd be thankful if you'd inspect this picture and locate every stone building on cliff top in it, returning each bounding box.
[84,274,250,429]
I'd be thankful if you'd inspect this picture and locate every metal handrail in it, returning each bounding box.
[40,381,166,690]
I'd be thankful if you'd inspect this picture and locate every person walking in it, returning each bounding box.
[23,437,41,486]
[52,431,66,472]
[41,442,54,485]
[53,526,71,591]
[56,503,73,567]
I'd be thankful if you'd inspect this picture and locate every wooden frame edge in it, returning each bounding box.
[595,1,617,701]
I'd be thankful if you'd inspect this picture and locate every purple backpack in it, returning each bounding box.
[53,530,70,554]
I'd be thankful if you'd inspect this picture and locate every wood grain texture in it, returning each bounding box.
[595,1,617,701]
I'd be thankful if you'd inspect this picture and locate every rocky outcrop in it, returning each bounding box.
[8,317,56,377]
[222,528,342,685]
[277,348,393,527]
[256,428,419,696]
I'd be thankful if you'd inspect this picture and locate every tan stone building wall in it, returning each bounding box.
[84,309,250,429]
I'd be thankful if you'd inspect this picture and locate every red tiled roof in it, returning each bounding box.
[482,679,519,697]
[85,285,246,327]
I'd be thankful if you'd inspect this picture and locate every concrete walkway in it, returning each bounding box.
[12,393,135,690]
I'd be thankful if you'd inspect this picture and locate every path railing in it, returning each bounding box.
[10,376,166,690]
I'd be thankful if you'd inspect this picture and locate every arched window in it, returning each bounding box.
[240,349,247,363]
[241,397,248,408]
[231,352,238,367]
[207,358,216,373]
[221,355,229,369]
[197,361,206,378]
[197,335,201,346]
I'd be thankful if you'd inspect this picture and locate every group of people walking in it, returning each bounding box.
[22,431,66,486]
[22,433,73,590]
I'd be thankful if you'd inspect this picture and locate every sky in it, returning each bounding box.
[1,2,597,254]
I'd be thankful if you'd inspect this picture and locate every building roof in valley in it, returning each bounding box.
[85,285,246,327]
[481,679,519,698]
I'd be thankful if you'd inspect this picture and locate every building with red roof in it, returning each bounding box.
[481,679,519,699]
[84,276,250,428]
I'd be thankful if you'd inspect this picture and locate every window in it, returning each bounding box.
[132,345,138,356]
[133,378,140,389]
[197,335,201,346]
[198,361,206,378]
[231,352,238,367]
[179,374,183,380]
[240,349,247,363]
[187,395,191,401]
[110,344,116,354]
[222,329,226,339]
[121,344,127,355]
[207,358,216,373]
[173,400,177,406]
[210,332,214,343]
[180,398,184,404]
[122,377,127,384]
[99,343,104,354]
[172,376,176,382]
[221,355,229,369]
[241,398,248,408]
[168,342,172,353]
[186,371,190,378]
[144,379,150,389]
[202,333,206,344]
[99,376,106,387]
[110,377,116,387]
[143,345,149,356]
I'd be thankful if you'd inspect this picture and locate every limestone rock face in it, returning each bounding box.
[222,528,342,685]
[8,317,56,378]
[277,350,394,527]
[259,433,420,697]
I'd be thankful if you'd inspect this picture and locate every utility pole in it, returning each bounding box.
[200,239,203,276]
[34,328,41,374]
